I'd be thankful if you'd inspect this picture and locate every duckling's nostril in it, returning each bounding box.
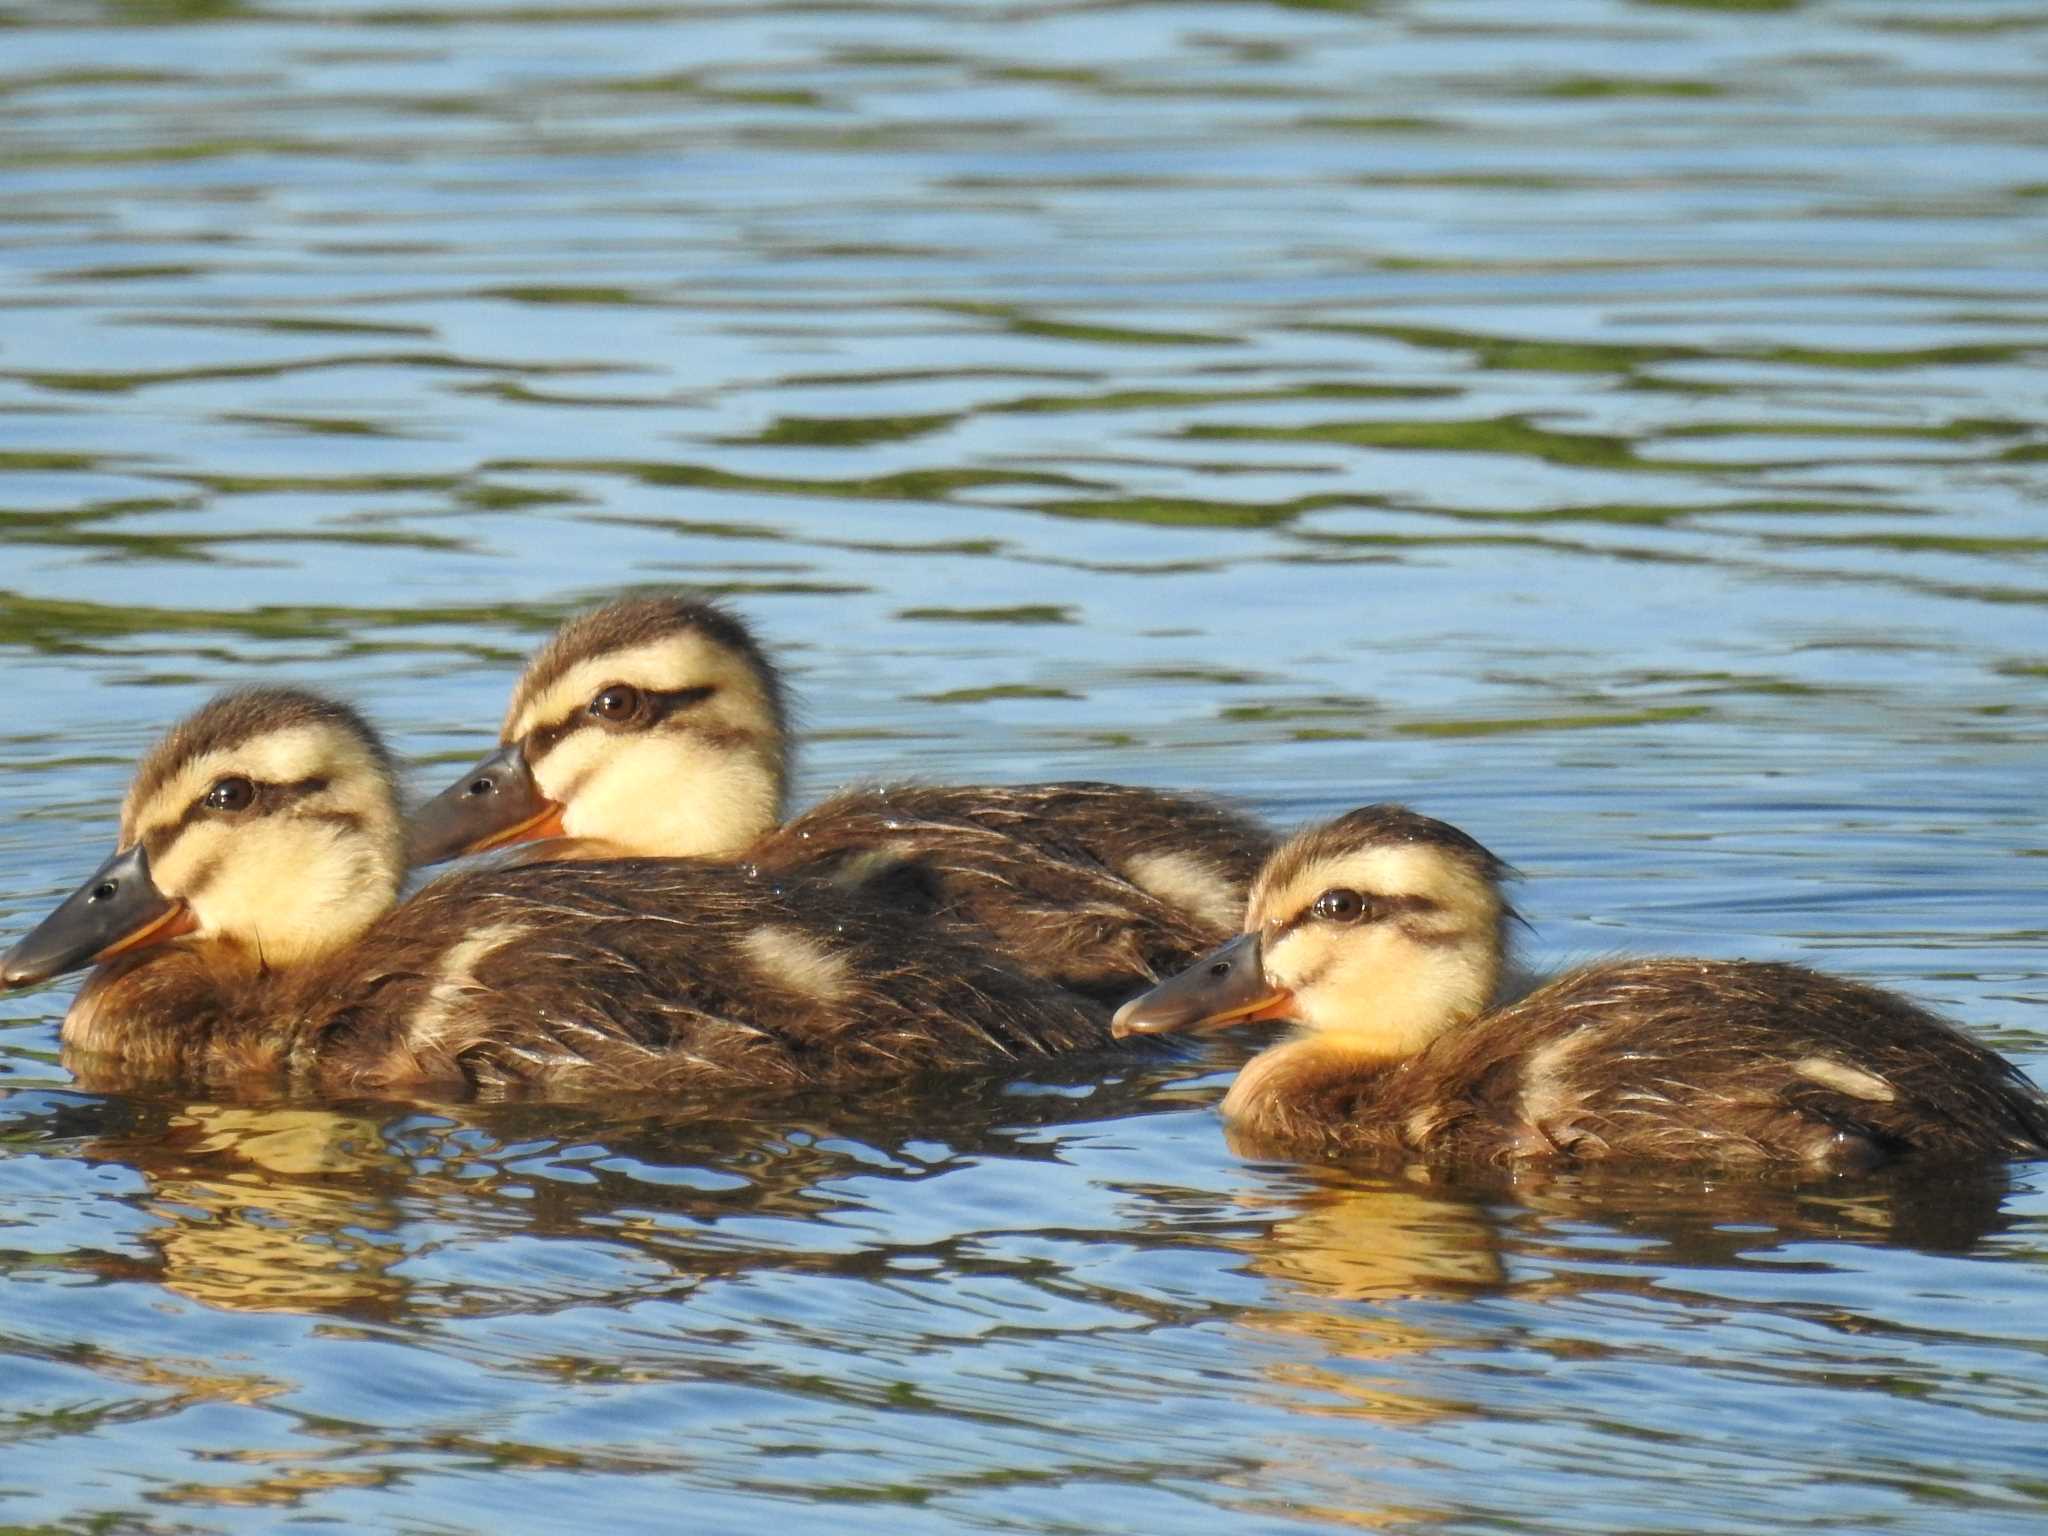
[1209,959,1232,978]
[466,777,494,797]
[91,882,117,902]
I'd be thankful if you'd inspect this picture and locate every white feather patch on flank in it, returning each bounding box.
[740,925,853,1004]
[1518,1027,1598,1129]
[410,922,529,1051]
[1793,1056,1896,1102]
[1124,851,1240,931]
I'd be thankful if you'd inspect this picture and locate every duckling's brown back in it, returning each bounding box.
[285,856,1121,1097]
[750,781,1269,1001]
[861,780,1272,916]
[1397,959,2048,1170]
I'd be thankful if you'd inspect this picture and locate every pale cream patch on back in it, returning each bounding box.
[1793,1056,1896,1102]
[408,922,530,1055]
[1402,1106,1442,1146]
[817,842,922,893]
[1125,851,1240,932]
[740,925,853,1004]
[1517,1027,1598,1130]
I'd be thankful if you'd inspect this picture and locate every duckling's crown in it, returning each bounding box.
[122,687,394,845]
[503,592,789,746]
[1247,804,1510,926]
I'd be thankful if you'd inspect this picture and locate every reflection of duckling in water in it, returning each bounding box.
[1211,1168,1506,1443]
[1115,805,2048,1171]
[92,1102,411,1315]
[1,688,1126,1097]
[406,595,1274,995]
[1245,1168,1506,1304]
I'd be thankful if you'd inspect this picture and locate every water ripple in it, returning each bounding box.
[2,0,2046,1530]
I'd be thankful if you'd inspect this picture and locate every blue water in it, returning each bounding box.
[1,0,2045,1529]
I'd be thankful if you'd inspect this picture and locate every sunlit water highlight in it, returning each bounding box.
[1,0,2045,1530]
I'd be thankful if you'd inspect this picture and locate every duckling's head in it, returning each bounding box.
[1112,805,1512,1060]
[1,688,404,987]
[407,594,789,865]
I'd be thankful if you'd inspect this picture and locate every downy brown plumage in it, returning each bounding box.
[1,688,1121,1098]
[407,594,1274,995]
[1114,805,2048,1171]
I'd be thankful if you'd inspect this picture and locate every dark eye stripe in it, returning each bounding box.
[1272,890,1439,943]
[303,808,368,835]
[149,774,337,860]
[1396,918,1467,949]
[527,683,718,760]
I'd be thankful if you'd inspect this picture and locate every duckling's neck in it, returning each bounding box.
[1218,936,1503,1153]
[1221,1028,1410,1147]
[1373,943,1498,1053]
[62,945,291,1087]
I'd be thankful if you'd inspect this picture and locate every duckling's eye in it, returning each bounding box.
[1312,887,1368,923]
[204,776,256,813]
[590,684,644,723]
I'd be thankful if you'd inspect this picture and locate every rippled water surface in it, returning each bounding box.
[2,0,2046,1530]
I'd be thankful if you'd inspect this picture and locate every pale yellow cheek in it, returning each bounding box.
[530,730,610,806]
[552,735,778,857]
[149,821,231,900]
[179,819,399,966]
[1273,925,1491,1058]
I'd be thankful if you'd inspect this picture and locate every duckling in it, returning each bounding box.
[1,688,1125,1098]
[1112,805,2048,1171]
[406,594,1273,990]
